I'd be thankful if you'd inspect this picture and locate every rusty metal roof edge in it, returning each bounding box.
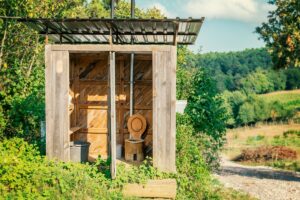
[0,16,205,23]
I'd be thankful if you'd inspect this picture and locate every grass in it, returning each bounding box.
[224,124,300,172]
[260,89,300,110]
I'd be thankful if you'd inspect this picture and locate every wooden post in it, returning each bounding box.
[152,47,176,172]
[45,47,70,161]
[109,51,117,179]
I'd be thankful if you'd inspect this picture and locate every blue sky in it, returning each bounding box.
[136,0,274,53]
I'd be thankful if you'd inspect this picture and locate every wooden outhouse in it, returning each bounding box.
[19,17,204,176]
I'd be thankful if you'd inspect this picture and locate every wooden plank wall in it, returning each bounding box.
[70,53,109,160]
[152,47,176,172]
[45,49,70,161]
[46,45,176,173]
[69,53,153,160]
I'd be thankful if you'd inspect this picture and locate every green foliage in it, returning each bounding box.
[223,90,299,127]
[285,68,300,89]
[176,114,254,199]
[283,130,300,138]
[272,132,300,147]
[0,121,251,200]
[271,160,300,172]
[0,138,171,199]
[184,69,228,169]
[240,69,274,94]
[256,0,300,69]
[86,0,109,18]
[0,138,114,199]
[246,135,265,145]
[185,69,228,146]
[177,47,300,97]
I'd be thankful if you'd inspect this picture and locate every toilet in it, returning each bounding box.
[125,114,147,162]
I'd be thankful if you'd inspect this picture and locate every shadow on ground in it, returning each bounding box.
[218,165,300,182]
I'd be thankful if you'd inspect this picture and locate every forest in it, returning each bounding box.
[177,47,300,127]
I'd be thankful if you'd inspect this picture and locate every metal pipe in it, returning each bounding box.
[129,53,134,116]
[131,0,135,18]
[110,0,115,18]
[129,0,135,116]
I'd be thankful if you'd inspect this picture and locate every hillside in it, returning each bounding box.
[189,48,300,93]
[260,90,300,110]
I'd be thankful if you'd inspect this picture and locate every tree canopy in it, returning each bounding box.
[256,0,300,69]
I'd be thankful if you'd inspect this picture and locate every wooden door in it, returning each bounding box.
[152,48,176,172]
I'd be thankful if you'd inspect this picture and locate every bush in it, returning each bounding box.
[0,117,252,200]
[234,146,297,162]
[176,114,225,199]
[0,138,172,199]
[283,130,300,138]
[0,138,114,199]
[176,114,253,199]
[185,69,228,154]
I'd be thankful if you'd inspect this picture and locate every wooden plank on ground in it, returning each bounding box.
[123,179,177,199]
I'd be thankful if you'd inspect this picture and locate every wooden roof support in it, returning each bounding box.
[173,22,179,46]
[109,51,117,179]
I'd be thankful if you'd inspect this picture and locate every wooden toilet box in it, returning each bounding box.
[125,139,144,162]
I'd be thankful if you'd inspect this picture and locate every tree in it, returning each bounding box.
[256,0,300,69]
[285,68,300,89]
[239,69,274,94]
[185,69,228,148]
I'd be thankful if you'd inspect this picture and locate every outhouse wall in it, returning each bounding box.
[45,45,176,172]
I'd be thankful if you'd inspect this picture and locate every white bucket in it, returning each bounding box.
[116,144,122,159]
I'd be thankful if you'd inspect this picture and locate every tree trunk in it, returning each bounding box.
[0,26,8,70]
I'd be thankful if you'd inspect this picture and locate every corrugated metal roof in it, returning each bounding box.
[17,18,204,45]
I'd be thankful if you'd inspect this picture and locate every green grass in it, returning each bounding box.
[260,90,300,110]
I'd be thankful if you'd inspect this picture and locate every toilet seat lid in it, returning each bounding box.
[127,114,147,140]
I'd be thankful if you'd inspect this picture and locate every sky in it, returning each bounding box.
[136,0,275,53]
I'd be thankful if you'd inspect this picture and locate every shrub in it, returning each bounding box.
[234,146,297,162]
[185,69,228,153]
[0,138,114,199]
[283,130,300,138]
[0,106,6,139]
[246,135,265,145]
[176,114,253,199]
[176,114,219,199]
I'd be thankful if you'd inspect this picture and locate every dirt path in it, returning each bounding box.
[215,157,300,200]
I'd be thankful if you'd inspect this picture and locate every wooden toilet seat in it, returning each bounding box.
[127,114,147,140]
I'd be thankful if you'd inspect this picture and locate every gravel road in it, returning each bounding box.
[215,157,300,200]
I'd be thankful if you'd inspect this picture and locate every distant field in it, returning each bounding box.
[224,124,300,172]
[259,89,300,110]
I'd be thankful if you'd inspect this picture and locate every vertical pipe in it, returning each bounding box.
[110,0,115,18]
[131,0,135,18]
[110,1,116,178]
[129,0,135,117]
[129,53,134,116]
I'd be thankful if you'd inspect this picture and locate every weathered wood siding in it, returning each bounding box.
[45,48,70,161]
[152,47,176,172]
[45,45,176,172]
